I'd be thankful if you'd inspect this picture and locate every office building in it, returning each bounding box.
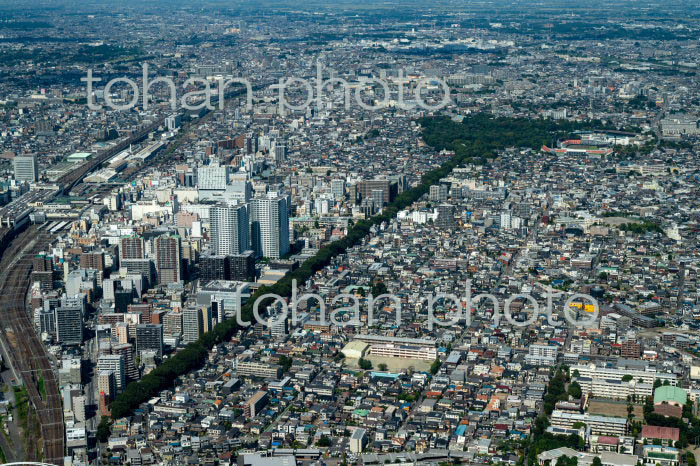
[199,254,229,282]
[38,307,56,337]
[331,179,345,199]
[120,258,154,286]
[197,164,228,190]
[136,324,164,357]
[111,343,139,381]
[65,270,96,299]
[229,250,255,281]
[58,358,82,385]
[32,270,53,291]
[273,143,287,164]
[182,307,203,344]
[165,114,181,131]
[201,306,213,333]
[196,280,251,320]
[371,189,385,208]
[73,395,86,422]
[98,354,126,392]
[13,153,38,182]
[358,179,394,205]
[55,303,84,346]
[163,311,183,337]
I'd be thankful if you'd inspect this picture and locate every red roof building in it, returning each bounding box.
[641,425,680,443]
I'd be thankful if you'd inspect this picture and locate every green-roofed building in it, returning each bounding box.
[653,385,687,406]
[352,409,369,418]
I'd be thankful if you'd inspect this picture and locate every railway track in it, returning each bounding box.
[0,227,64,465]
[57,81,270,195]
[56,119,163,194]
[0,82,273,463]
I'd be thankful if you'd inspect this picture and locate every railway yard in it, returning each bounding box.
[0,225,64,464]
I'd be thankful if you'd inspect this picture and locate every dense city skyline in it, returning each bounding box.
[0,1,699,466]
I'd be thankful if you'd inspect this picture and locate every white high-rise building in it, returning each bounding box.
[182,308,203,344]
[97,354,126,392]
[73,395,86,422]
[210,203,249,255]
[500,211,512,229]
[165,114,181,131]
[250,194,290,259]
[197,164,229,190]
[229,179,253,203]
[331,179,345,200]
[14,153,38,182]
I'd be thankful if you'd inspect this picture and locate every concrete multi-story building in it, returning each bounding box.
[575,377,653,400]
[250,194,290,259]
[235,360,282,379]
[120,236,145,260]
[359,179,394,205]
[350,335,438,360]
[163,311,183,337]
[155,235,181,284]
[350,428,368,453]
[199,254,229,282]
[242,390,268,417]
[210,203,249,255]
[620,340,642,358]
[97,370,116,400]
[58,358,82,385]
[98,354,126,392]
[660,114,700,136]
[367,343,437,360]
[182,307,203,344]
[135,324,163,357]
[429,184,448,203]
[571,363,677,386]
[331,179,345,199]
[55,302,84,346]
[111,343,139,381]
[525,344,559,366]
[550,410,628,436]
[229,250,255,281]
[197,164,229,190]
[13,153,38,182]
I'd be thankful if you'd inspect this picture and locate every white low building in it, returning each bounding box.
[538,447,638,466]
